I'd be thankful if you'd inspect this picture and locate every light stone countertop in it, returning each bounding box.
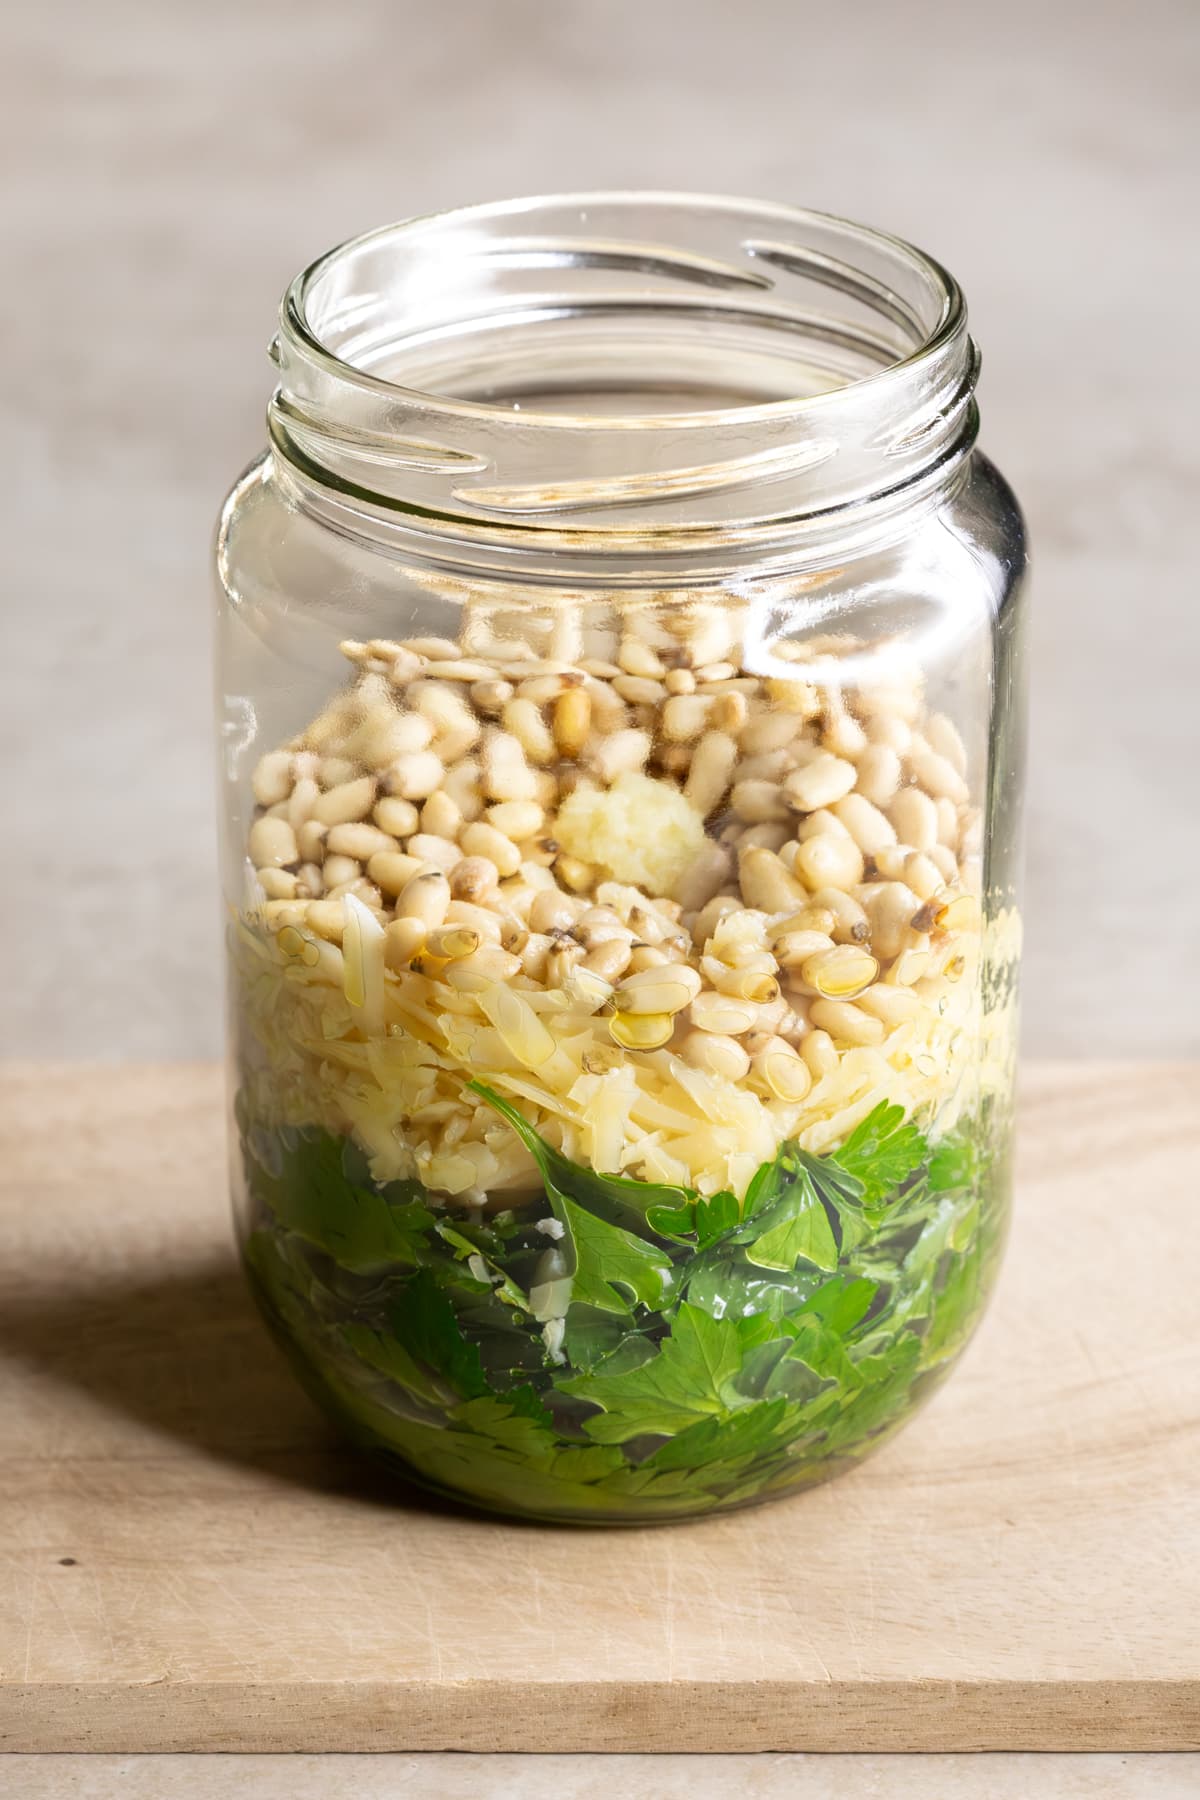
[3,0,1197,1792]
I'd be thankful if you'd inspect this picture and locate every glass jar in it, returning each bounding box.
[215,194,1027,1524]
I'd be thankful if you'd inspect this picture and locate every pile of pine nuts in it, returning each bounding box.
[244,604,982,1161]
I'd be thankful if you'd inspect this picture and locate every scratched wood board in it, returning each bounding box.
[0,1062,1196,1753]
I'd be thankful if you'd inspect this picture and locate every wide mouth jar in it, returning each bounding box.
[222,192,1023,1526]
[269,192,979,572]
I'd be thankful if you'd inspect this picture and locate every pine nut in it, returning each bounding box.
[442,758,485,823]
[470,678,514,716]
[936,893,981,933]
[516,673,574,705]
[784,752,857,813]
[711,967,779,1004]
[502,697,556,764]
[385,750,445,801]
[286,775,321,832]
[684,730,738,815]
[887,946,931,986]
[295,819,328,864]
[251,750,293,807]
[312,776,376,827]
[547,686,588,758]
[609,1011,674,1050]
[739,712,799,756]
[419,789,461,840]
[679,1031,751,1081]
[305,899,347,942]
[772,928,837,968]
[426,925,481,961]
[383,713,437,759]
[689,992,758,1035]
[373,796,419,838]
[402,833,460,874]
[664,668,696,696]
[859,881,922,959]
[444,946,524,991]
[318,755,359,790]
[866,711,912,754]
[673,840,732,912]
[386,648,424,687]
[889,785,939,852]
[936,797,960,848]
[925,712,968,776]
[458,821,521,878]
[752,1036,813,1102]
[626,944,670,974]
[909,743,969,804]
[833,793,897,855]
[731,780,791,823]
[591,728,651,784]
[710,690,749,734]
[618,962,702,1006]
[800,944,879,999]
[617,638,665,679]
[529,889,582,934]
[735,749,792,784]
[420,659,496,683]
[321,854,361,889]
[808,998,885,1046]
[449,856,499,902]
[903,850,944,902]
[737,846,806,914]
[324,822,396,860]
[415,683,480,760]
[403,635,461,660]
[856,983,923,1025]
[487,800,545,841]
[793,831,865,893]
[928,843,959,883]
[613,675,664,706]
[855,744,902,806]
[662,694,711,742]
[764,676,820,716]
[806,886,869,946]
[249,816,299,869]
[396,868,451,928]
[581,937,633,981]
[258,867,298,899]
[802,1029,839,1079]
[609,975,694,1016]
[822,709,868,759]
[481,730,539,802]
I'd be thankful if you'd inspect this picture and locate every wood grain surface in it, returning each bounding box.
[0,1063,1196,1754]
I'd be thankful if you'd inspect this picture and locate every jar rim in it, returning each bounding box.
[281,189,965,431]
[268,191,979,563]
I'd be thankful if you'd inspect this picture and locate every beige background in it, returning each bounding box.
[4,0,1198,1062]
[3,3,1196,1793]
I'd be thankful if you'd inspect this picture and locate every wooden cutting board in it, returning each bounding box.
[0,1062,1196,1753]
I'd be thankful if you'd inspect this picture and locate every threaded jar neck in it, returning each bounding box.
[269,192,979,574]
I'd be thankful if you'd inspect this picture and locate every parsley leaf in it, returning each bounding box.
[833,1102,929,1207]
[558,1303,747,1442]
[244,1125,434,1273]
[555,1191,674,1315]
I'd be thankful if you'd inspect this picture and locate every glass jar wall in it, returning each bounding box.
[215,195,1027,1523]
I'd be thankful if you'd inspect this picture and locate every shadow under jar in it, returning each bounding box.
[215,193,1028,1523]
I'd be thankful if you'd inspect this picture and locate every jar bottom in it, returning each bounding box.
[237,1117,1009,1528]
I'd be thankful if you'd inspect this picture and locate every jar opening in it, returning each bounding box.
[270,193,978,562]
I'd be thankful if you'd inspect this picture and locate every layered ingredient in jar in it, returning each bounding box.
[232,593,1017,1519]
